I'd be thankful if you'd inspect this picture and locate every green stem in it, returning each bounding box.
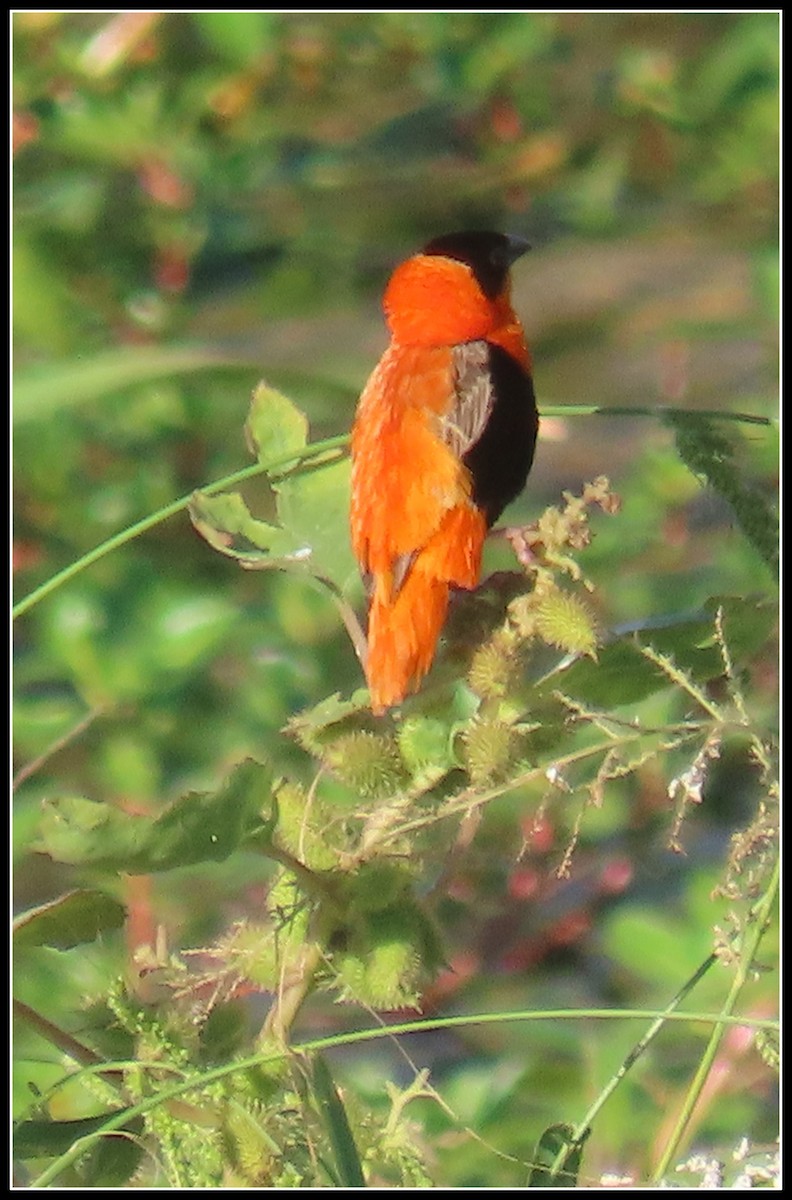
[258,940,324,1050]
[550,405,773,426]
[12,435,349,620]
[29,1007,776,1188]
[548,951,720,1180]
[651,853,780,1182]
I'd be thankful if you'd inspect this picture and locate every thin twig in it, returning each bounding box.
[12,999,124,1084]
[13,708,103,791]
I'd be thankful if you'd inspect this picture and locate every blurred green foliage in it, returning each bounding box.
[13,12,777,1189]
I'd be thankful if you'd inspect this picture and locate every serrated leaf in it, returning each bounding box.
[528,1122,588,1187]
[38,759,272,873]
[244,382,308,467]
[189,490,280,563]
[540,637,662,707]
[191,458,355,587]
[189,488,317,572]
[13,889,126,950]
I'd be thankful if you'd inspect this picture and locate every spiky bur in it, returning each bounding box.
[534,585,599,657]
[324,730,408,799]
[222,921,282,990]
[219,1071,318,1188]
[331,901,443,1010]
[221,1104,279,1187]
[188,871,317,1007]
[455,479,618,712]
[396,715,454,789]
[462,717,521,785]
[466,626,525,700]
[341,859,419,914]
[273,779,338,871]
[266,868,312,937]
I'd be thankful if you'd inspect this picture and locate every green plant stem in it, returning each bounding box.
[553,405,773,426]
[12,435,349,620]
[548,951,720,1180]
[650,854,780,1182]
[258,940,324,1049]
[28,1007,777,1188]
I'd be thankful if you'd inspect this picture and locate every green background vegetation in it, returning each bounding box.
[13,12,778,1188]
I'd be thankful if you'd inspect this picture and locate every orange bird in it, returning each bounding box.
[350,231,538,714]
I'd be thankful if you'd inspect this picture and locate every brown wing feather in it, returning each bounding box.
[443,339,538,528]
[440,340,495,459]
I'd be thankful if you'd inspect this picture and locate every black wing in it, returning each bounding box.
[443,340,538,528]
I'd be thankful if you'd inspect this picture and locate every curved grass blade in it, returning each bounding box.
[310,1053,366,1188]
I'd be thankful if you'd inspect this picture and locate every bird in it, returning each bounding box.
[350,230,538,715]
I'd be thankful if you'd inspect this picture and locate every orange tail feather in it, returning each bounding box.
[366,569,449,715]
[365,504,487,714]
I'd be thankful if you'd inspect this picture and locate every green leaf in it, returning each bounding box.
[244,382,309,468]
[194,384,355,587]
[311,1054,366,1188]
[77,1125,146,1188]
[189,485,336,575]
[539,636,666,708]
[274,457,357,589]
[13,1113,143,1161]
[13,890,126,951]
[527,1123,588,1187]
[37,759,273,873]
[191,459,357,591]
[189,490,282,565]
[285,692,371,754]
